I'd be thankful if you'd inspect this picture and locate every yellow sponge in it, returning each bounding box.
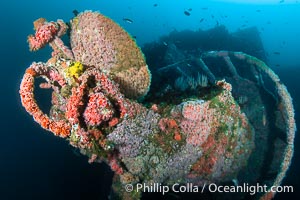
[67,61,84,78]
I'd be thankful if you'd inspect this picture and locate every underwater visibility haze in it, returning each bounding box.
[1,0,300,200]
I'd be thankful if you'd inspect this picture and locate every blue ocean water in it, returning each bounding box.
[0,0,299,199]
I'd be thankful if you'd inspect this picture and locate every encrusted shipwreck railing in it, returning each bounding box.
[19,11,295,200]
[200,51,296,199]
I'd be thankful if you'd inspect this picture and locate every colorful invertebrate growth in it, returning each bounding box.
[20,11,295,200]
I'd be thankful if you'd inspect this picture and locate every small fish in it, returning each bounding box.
[267,21,271,24]
[262,112,267,126]
[153,3,158,7]
[216,21,219,26]
[123,18,133,23]
[256,9,261,12]
[184,10,191,16]
[200,18,204,23]
[224,15,228,18]
[73,9,79,16]
[275,64,280,67]
[241,24,246,27]
[188,8,192,11]
[132,36,137,39]
[163,42,168,46]
[273,52,281,55]
[279,0,284,3]
[184,11,191,16]
[201,7,208,10]
[211,15,214,19]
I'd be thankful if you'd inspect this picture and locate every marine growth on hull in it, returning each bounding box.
[20,11,295,200]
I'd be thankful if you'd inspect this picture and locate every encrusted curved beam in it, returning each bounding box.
[202,50,296,200]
